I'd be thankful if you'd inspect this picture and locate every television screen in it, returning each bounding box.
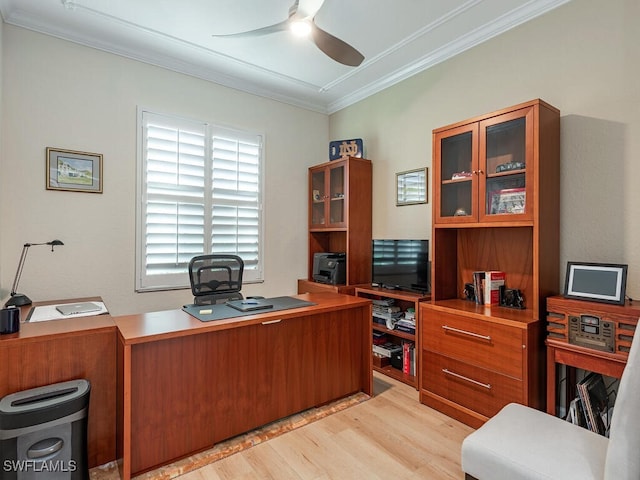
[372,239,429,293]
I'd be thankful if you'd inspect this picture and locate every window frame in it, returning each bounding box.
[135,107,265,292]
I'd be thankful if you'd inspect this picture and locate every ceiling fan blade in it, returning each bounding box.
[296,0,325,18]
[310,22,364,67]
[213,19,289,39]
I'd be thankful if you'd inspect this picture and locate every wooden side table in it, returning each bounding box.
[545,296,639,416]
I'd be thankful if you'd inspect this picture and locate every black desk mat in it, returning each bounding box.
[182,296,316,322]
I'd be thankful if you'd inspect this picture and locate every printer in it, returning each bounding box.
[312,252,346,285]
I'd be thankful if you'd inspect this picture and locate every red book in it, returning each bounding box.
[485,271,505,306]
[403,342,410,374]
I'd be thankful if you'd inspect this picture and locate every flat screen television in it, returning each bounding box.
[372,239,430,293]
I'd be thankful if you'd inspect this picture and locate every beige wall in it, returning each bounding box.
[330,0,640,299]
[0,26,328,315]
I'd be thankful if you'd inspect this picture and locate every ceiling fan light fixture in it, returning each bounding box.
[290,19,311,37]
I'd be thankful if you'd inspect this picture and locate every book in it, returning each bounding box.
[402,342,415,375]
[395,324,416,335]
[473,272,485,304]
[372,331,388,345]
[403,342,410,374]
[484,271,505,306]
[576,373,610,435]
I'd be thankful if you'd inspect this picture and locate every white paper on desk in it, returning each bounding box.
[28,302,109,322]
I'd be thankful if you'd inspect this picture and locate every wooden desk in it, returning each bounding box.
[0,297,117,467]
[115,293,373,479]
[545,296,639,416]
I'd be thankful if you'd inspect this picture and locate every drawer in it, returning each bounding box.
[423,309,523,378]
[423,351,522,418]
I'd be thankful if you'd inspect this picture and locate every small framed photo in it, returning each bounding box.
[489,187,525,214]
[46,147,103,193]
[396,167,428,206]
[564,262,627,305]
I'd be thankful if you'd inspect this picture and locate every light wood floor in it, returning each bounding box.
[175,372,473,480]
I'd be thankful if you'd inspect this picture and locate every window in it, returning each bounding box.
[136,110,264,291]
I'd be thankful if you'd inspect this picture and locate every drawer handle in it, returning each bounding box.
[442,368,492,390]
[261,319,282,325]
[442,325,491,342]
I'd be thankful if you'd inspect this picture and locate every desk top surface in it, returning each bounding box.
[115,292,371,345]
[0,297,115,344]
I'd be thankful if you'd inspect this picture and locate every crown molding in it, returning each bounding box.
[327,0,571,114]
[3,0,570,115]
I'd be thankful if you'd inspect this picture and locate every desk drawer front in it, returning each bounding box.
[423,310,523,378]
[423,351,522,418]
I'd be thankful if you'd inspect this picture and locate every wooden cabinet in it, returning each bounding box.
[2,300,116,468]
[421,99,560,428]
[420,301,543,427]
[356,285,429,389]
[299,157,372,292]
[434,105,537,224]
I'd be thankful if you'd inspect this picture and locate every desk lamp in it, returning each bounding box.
[4,240,64,307]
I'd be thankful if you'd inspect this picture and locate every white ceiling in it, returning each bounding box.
[0,0,569,113]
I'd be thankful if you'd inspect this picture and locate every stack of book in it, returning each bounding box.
[395,316,416,335]
[372,299,403,329]
[373,331,388,348]
[472,270,505,305]
[566,372,612,437]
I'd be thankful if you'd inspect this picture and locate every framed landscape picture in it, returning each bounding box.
[46,147,103,193]
[396,167,428,206]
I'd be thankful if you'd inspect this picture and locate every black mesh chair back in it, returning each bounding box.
[188,254,244,305]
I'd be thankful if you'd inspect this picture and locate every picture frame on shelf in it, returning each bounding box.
[396,167,427,206]
[46,147,103,193]
[564,262,627,305]
[489,187,525,214]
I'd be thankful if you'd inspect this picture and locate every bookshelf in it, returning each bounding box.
[355,285,430,389]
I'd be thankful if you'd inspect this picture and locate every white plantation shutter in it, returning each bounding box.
[211,132,261,273]
[137,111,264,291]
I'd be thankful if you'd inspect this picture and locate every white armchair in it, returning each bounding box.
[461,321,640,480]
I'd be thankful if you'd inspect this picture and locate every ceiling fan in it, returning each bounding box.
[212,0,364,67]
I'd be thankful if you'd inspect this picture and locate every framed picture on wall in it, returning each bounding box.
[396,167,428,206]
[46,147,103,193]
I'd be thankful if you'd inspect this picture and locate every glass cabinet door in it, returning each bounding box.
[310,167,326,226]
[434,124,478,223]
[309,161,346,228]
[479,106,533,222]
[328,163,345,225]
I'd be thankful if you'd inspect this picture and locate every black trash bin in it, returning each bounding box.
[0,379,90,480]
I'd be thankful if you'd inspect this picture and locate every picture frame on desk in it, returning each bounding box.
[46,147,103,193]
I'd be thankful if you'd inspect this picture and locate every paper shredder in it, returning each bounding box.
[0,379,90,480]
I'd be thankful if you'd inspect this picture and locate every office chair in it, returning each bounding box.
[188,254,244,305]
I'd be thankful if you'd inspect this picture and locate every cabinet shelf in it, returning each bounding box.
[372,323,415,341]
[486,169,526,179]
[442,177,472,185]
[356,285,429,390]
[373,364,416,386]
